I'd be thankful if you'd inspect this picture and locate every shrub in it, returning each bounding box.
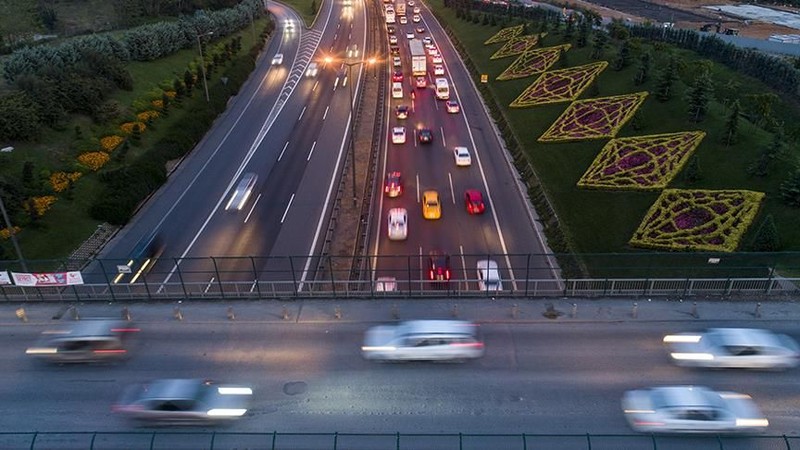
[77,151,111,171]
[100,135,124,152]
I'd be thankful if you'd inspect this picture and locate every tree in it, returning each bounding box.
[563,14,575,39]
[0,92,42,141]
[750,214,780,252]
[590,31,608,59]
[633,51,651,85]
[748,128,783,178]
[654,55,679,102]
[722,100,740,145]
[684,155,702,183]
[576,20,590,48]
[685,69,714,122]
[745,92,779,129]
[779,167,800,207]
[183,69,195,93]
[612,39,631,71]
[310,0,317,13]
[21,161,34,189]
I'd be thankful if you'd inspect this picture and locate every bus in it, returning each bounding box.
[435,78,449,100]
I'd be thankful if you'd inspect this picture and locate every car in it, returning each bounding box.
[392,126,406,144]
[271,53,283,65]
[400,15,408,24]
[393,56,402,67]
[453,146,472,166]
[446,100,460,113]
[389,35,398,45]
[622,386,769,434]
[284,19,296,31]
[422,190,441,219]
[26,319,139,364]
[387,26,396,34]
[464,189,485,215]
[225,172,258,210]
[427,251,451,281]
[406,32,415,39]
[477,259,502,291]
[387,207,408,241]
[423,36,432,45]
[432,55,443,64]
[663,328,800,370]
[427,47,438,56]
[392,81,403,98]
[375,276,397,292]
[384,171,403,197]
[418,128,433,144]
[433,64,445,76]
[390,45,400,56]
[412,14,421,23]
[413,6,421,13]
[415,76,427,88]
[395,105,409,119]
[392,70,404,82]
[407,0,415,5]
[114,379,253,425]
[362,320,484,362]
[347,44,359,58]
[416,26,425,33]
[305,62,319,77]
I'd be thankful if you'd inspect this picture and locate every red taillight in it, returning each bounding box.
[429,269,434,280]
[94,349,127,354]
[445,269,451,280]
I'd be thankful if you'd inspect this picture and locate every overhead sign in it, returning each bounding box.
[116,265,132,274]
[11,271,84,287]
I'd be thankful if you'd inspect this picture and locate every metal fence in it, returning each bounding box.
[2,431,798,450]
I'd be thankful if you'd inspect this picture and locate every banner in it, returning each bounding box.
[11,271,84,287]
[0,271,10,285]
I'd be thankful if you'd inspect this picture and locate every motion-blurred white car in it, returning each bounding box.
[26,319,139,364]
[305,62,319,77]
[622,386,768,434]
[663,328,800,370]
[387,207,408,241]
[271,53,283,65]
[393,56,402,67]
[433,64,444,76]
[392,126,406,144]
[225,173,257,211]
[453,146,471,166]
[362,320,484,362]
[432,55,443,64]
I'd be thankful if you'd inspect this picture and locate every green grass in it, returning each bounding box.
[278,0,319,28]
[426,3,800,275]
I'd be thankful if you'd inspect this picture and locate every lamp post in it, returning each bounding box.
[342,56,376,206]
[195,31,214,102]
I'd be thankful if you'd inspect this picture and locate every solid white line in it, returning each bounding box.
[440,126,446,147]
[448,172,455,203]
[281,193,296,223]
[323,106,330,120]
[416,173,420,201]
[244,193,261,223]
[278,141,289,161]
[308,141,317,161]
[298,106,307,120]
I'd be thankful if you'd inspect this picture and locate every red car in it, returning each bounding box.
[427,251,451,281]
[385,171,403,197]
[465,189,485,215]
[392,70,404,82]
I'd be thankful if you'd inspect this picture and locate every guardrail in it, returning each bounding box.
[1,431,797,449]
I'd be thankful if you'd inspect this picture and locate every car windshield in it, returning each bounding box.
[426,197,438,207]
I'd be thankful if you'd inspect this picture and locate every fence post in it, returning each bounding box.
[149,432,156,450]
[174,257,188,299]
[329,255,337,297]
[97,259,117,302]
[525,254,531,297]
[289,256,298,298]
[782,434,790,450]
[250,257,262,298]
[272,431,277,450]
[522,433,527,450]
[90,432,97,450]
[211,257,224,299]
[333,431,338,450]
[459,432,463,450]
[210,431,216,450]
[396,432,400,450]
[586,433,591,450]
[766,266,776,294]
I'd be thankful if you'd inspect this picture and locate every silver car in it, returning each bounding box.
[114,379,253,425]
[622,386,769,434]
[362,320,484,362]
[26,319,139,364]
[663,328,800,370]
[225,173,257,211]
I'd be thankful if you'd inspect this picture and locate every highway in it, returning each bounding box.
[2,319,799,448]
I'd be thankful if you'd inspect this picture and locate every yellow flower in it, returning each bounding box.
[49,171,83,192]
[78,152,110,171]
[136,110,160,122]
[0,226,22,240]
[100,135,124,152]
[120,122,147,134]
[151,99,164,109]
[25,196,57,216]
[164,90,177,99]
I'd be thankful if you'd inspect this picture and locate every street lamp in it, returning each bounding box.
[195,31,214,102]
[341,56,376,206]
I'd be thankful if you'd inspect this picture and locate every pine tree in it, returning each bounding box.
[558,47,569,68]
[612,39,631,71]
[655,54,678,102]
[779,168,800,206]
[684,155,702,183]
[183,69,195,93]
[722,100,740,145]
[750,214,780,252]
[576,20,589,47]
[685,69,714,122]
[748,130,782,178]
[633,51,651,85]
[21,161,34,188]
[590,31,607,59]
[173,78,185,99]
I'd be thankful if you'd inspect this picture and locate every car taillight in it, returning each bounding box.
[429,269,434,280]
[445,269,451,280]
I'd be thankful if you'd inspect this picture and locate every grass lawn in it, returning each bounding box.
[278,0,320,27]
[426,2,800,275]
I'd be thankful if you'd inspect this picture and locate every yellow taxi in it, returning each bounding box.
[422,190,441,220]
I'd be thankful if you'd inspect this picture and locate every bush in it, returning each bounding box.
[0,91,42,141]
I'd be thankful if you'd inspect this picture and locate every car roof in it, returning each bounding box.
[651,386,717,409]
[389,207,407,217]
[708,328,781,347]
[477,259,497,270]
[465,189,481,198]
[455,146,469,153]
[398,320,477,336]
[144,379,204,401]
[423,190,438,198]
[393,126,404,132]
[47,319,129,338]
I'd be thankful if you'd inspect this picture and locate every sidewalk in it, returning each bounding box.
[3,296,800,325]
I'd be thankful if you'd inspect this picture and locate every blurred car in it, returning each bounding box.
[412,14,421,22]
[446,100,460,113]
[115,230,165,284]
[422,190,441,219]
[305,62,319,77]
[418,128,433,144]
[271,53,283,65]
[663,328,800,370]
[26,319,139,364]
[427,251,451,281]
[423,36,432,45]
[415,76,427,88]
[392,126,406,144]
[408,0,415,5]
[387,207,408,241]
[416,26,426,33]
[433,64,445,76]
[225,172,257,211]
[346,44,359,58]
[432,55,443,64]
[389,35,398,45]
[427,47,438,56]
[477,259,502,292]
[395,105,410,119]
[284,19,296,31]
[413,6,421,13]
[622,386,769,434]
[400,15,408,24]
[114,379,253,425]
[464,189,485,215]
[385,171,403,197]
[362,320,484,362]
[406,32,415,39]
[390,45,400,56]
[453,146,472,166]
[392,70,404,82]
[387,26,396,34]
[375,276,397,292]
[393,56,402,67]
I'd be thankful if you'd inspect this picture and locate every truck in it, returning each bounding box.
[409,39,426,76]
[396,1,406,16]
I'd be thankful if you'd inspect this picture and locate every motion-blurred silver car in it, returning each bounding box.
[225,172,257,211]
[362,320,484,362]
[113,379,253,425]
[622,386,768,434]
[663,328,800,370]
[26,319,139,364]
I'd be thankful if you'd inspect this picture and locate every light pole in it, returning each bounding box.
[195,31,214,102]
[341,56,376,206]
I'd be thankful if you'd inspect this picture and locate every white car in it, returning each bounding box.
[362,320,485,362]
[622,386,769,434]
[433,64,445,76]
[387,207,408,241]
[393,56,402,67]
[423,37,432,45]
[427,47,438,56]
[453,146,471,166]
[432,55,443,64]
[389,35,398,45]
[305,62,319,77]
[392,126,406,144]
[477,260,502,292]
[412,14,421,23]
[446,100,460,114]
[225,173,257,210]
[347,44,359,58]
[413,6,421,13]
[400,15,407,24]
[406,32,415,39]
[271,53,283,65]
[663,328,800,370]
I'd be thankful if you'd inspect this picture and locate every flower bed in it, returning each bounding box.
[78,152,111,171]
[510,61,607,107]
[497,44,571,81]
[490,34,543,60]
[484,24,525,45]
[629,189,764,252]
[49,171,83,193]
[578,131,706,190]
[26,196,57,217]
[538,92,648,142]
[137,110,160,122]
[100,135,124,152]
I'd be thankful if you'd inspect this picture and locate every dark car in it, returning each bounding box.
[392,70,404,82]
[390,46,400,56]
[387,26,396,34]
[384,171,403,197]
[465,189,485,215]
[418,128,433,144]
[427,251,451,281]
[395,105,409,119]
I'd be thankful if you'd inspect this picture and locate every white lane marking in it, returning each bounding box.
[416,173,420,201]
[459,245,468,287]
[250,280,258,292]
[204,277,215,293]
[334,77,340,90]
[448,172,455,203]
[278,141,289,161]
[323,106,330,120]
[313,81,319,91]
[281,193,296,223]
[308,141,317,161]
[244,193,261,223]
[343,75,348,87]
[298,106,306,120]
[440,126,446,147]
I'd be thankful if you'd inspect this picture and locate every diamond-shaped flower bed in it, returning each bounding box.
[510,61,608,107]
[578,131,706,191]
[484,24,525,45]
[490,34,543,60]
[497,44,571,81]
[538,92,648,142]
[629,189,764,252]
